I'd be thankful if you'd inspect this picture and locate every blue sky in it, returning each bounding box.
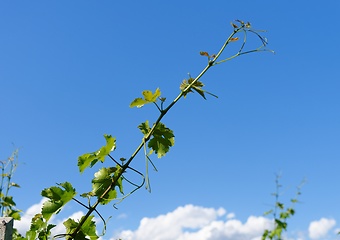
[1,1,340,239]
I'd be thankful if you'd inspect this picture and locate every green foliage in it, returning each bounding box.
[64,215,98,240]
[138,121,175,158]
[18,20,272,239]
[130,88,161,108]
[0,149,22,220]
[41,182,76,221]
[25,213,56,240]
[90,166,124,204]
[262,176,304,240]
[180,78,218,99]
[78,134,116,173]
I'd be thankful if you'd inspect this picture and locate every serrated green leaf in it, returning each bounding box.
[91,167,119,204]
[63,218,78,231]
[41,182,76,221]
[78,134,116,173]
[29,214,46,231]
[81,215,99,240]
[64,216,98,240]
[148,122,175,158]
[138,120,151,135]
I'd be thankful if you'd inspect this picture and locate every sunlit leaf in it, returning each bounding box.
[41,182,76,221]
[78,134,116,173]
[143,88,161,102]
[129,98,148,108]
[91,167,122,204]
[130,88,161,108]
[64,215,98,240]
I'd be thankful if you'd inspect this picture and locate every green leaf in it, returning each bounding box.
[276,202,284,210]
[30,214,44,230]
[129,98,148,108]
[2,196,16,207]
[275,219,287,230]
[41,182,76,221]
[263,209,273,216]
[81,215,99,240]
[180,78,210,99]
[10,182,20,188]
[91,167,120,204]
[130,88,161,108]
[148,122,175,158]
[26,230,37,240]
[78,134,116,173]
[7,209,21,220]
[143,88,161,102]
[138,120,151,135]
[64,215,98,240]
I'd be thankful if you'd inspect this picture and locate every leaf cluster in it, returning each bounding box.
[0,149,22,220]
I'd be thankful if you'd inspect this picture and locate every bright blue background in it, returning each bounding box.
[1,0,339,237]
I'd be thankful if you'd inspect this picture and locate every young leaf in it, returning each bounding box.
[199,51,210,57]
[130,88,161,108]
[229,37,239,42]
[143,88,161,102]
[180,78,217,99]
[78,134,116,173]
[231,22,239,28]
[148,122,175,158]
[41,182,76,221]
[129,98,148,108]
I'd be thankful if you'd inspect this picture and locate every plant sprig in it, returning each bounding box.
[24,20,272,239]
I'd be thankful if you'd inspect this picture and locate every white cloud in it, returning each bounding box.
[308,218,336,239]
[112,204,273,240]
[16,202,340,240]
[14,198,46,234]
